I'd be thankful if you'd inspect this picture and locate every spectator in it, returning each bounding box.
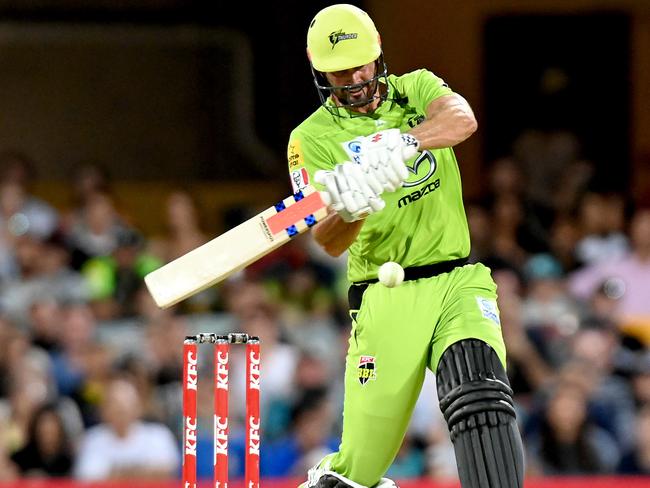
[227,290,299,430]
[0,232,89,327]
[258,388,338,478]
[548,215,581,273]
[3,335,54,454]
[0,412,18,481]
[618,404,650,475]
[528,382,620,474]
[10,403,73,477]
[149,189,207,262]
[69,163,111,211]
[29,299,63,353]
[465,202,494,264]
[74,377,179,480]
[569,325,636,450]
[50,303,97,400]
[386,432,426,479]
[147,189,213,312]
[630,355,650,407]
[512,129,581,209]
[569,208,650,341]
[0,151,59,240]
[66,191,129,270]
[499,289,554,401]
[574,192,629,267]
[521,253,582,366]
[81,228,161,319]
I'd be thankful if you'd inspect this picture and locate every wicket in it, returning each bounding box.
[183,333,261,488]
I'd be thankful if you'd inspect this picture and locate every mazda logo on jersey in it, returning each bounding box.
[403,150,437,188]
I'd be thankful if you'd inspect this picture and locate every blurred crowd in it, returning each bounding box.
[0,130,649,482]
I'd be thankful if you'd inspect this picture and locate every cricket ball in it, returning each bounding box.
[378,261,404,288]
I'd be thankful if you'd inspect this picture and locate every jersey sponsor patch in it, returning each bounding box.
[342,139,363,165]
[290,167,310,193]
[287,139,305,169]
[358,355,377,385]
[476,297,501,326]
[403,150,437,188]
[398,178,440,208]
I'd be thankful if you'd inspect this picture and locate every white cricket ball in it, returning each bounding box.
[378,261,405,288]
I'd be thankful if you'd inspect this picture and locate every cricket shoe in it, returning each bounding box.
[298,454,398,488]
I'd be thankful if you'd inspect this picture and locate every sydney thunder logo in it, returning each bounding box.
[329,30,358,49]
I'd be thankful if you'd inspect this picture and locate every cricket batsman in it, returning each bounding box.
[289,4,525,488]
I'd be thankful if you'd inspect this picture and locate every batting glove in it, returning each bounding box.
[315,161,386,223]
[356,129,420,192]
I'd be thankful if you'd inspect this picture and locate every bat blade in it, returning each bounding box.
[144,187,327,308]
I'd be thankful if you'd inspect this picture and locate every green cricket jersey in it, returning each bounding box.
[287,69,470,283]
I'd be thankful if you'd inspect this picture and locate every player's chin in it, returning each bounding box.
[347,91,373,107]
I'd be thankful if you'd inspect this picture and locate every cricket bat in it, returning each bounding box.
[144,186,329,308]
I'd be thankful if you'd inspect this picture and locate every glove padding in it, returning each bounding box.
[315,161,386,223]
[356,129,420,192]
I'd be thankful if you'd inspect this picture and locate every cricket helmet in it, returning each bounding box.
[307,4,381,73]
[306,4,388,110]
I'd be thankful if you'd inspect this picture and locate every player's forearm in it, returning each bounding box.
[312,211,364,257]
[408,94,477,149]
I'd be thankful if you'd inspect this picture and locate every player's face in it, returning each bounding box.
[325,61,378,109]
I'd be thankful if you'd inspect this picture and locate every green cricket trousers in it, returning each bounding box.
[330,261,507,486]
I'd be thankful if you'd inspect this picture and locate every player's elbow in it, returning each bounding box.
[461,111,478,139]
[467,114,478,136]
[467,114,478,135]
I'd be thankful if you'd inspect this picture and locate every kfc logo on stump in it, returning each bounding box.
[248,351,260,390]
[214,416,228,457]
[357,355,377,385]
[248,416,260,455]
[184,416,197,456]
[186,350,198,390]
[216,351,228,390]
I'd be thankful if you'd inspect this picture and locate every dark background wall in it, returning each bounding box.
[0,0,647,202]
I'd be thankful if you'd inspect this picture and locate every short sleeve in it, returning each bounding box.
[403,69,454,113]
[287,131,331,193]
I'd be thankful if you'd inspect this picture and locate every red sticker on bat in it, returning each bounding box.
[266,191,324,235]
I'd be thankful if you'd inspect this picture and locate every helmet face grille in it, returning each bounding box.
[307,4,381,73]
[311,57,389,113]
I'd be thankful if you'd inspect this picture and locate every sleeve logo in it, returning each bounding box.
[291,167,310,192]
[288,139,304,169]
